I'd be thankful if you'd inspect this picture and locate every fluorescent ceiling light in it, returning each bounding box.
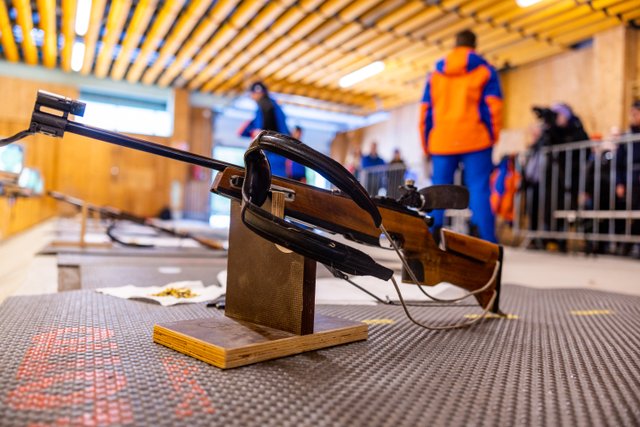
[339,61,385,88]
[75,0,92,36]
[516,0,542,7]
[71,41,85,72]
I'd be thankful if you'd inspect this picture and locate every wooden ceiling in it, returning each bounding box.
[0,0,638,114]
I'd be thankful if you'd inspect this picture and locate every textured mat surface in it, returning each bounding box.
[78,260,333,290]
[0,285,638,426]
[80,264,227,290]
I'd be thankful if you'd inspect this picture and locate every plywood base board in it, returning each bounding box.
[154,314,368,369]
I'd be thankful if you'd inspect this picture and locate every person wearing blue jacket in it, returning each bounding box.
[287,126,307,182]
[239,81,290,177]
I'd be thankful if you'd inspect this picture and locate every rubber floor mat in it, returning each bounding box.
[0,285,638,426]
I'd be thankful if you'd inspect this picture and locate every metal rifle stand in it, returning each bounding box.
[153,192,368,369]
[52,202,112,248]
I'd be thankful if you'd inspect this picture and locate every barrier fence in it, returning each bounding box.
[515,133,640,247]
[357,134,640,248]
[358,161,472,235]
[358,163,411,200]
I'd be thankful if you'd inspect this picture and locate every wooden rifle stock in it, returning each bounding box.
[211,167,503,313]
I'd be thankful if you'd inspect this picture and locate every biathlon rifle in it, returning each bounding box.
[48,190,224,250]
[1,91,503,315]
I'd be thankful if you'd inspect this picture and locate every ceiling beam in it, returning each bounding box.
[189,0,330,90]
[201,0,363,93]
[37,0,57,68]
[12,0,38,65]
[156,0,240,87]
[0,0,19,62]
[185,0,273,90]
[197,1,296,92]
[81,0,108,75]
[110,0,158,80]
[95,0,132,78]
[60,0,77,72]
[125,0,186,84]
[141,0,212,85]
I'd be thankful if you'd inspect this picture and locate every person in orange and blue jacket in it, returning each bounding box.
[239,81,290,178]
[420,30,503,243]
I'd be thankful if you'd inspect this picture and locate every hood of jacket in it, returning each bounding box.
[435,47,487,76]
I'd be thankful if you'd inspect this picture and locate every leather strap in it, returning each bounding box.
[241,131,393,280]
[248,131,382,227]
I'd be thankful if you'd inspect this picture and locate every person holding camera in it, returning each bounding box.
[614,100,640,257]
[524,103,588,250]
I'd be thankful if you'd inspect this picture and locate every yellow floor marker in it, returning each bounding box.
[570,309,612,316]
[362,319,395,325]
[464,313,519,320]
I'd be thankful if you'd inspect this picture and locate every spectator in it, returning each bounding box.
[581,129,619,254]
[286,125,307,182]
[361,142,386,196]
[552,103,589,144]
[345,147,361,176]
[523,123,544,236]
[549,103,589,247]
[361,142,385,169]
[524,104,588,250]
[291,125,302,140]
[390,148,406,166]
[490,154,520,224]
[388,148,407,199]
[420,29,503,243]
[239,81,290,177]
[615,100,640,257]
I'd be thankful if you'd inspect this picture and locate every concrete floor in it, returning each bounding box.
[1,219,639,304]
[502,247,640,296]
[0,220,57,303]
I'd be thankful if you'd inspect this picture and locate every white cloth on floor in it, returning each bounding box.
[96,280,225,306]
[215,269,467,306]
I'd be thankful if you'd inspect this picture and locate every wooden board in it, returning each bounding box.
[225,200,316,335]
[153,314,368,369]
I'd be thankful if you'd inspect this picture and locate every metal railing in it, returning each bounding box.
[358,161,471,234]
[514,133,640,246]
[358,162,410,199]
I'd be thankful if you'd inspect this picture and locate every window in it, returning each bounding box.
[0,145,24,174]
[75,90,173,137]
[209,146,245,224]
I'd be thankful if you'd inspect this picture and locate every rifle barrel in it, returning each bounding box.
[66,122,232,172]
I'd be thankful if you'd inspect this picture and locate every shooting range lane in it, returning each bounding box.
[0,285,638,426]
[53,254,334,292]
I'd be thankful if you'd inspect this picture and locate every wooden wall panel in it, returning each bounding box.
[0,76,189,240]
[502,27,638,136]
[627,28,640,128]
[360,102,421,163]
[501,46,597,133]
[0,78,73,239]
[593,26,628,134]
[636,28,640,97]
[183,107,213,219]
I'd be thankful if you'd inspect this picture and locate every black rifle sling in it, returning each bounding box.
[241,131,393,281]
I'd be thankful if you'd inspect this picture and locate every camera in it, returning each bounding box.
[532,106,557,127]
